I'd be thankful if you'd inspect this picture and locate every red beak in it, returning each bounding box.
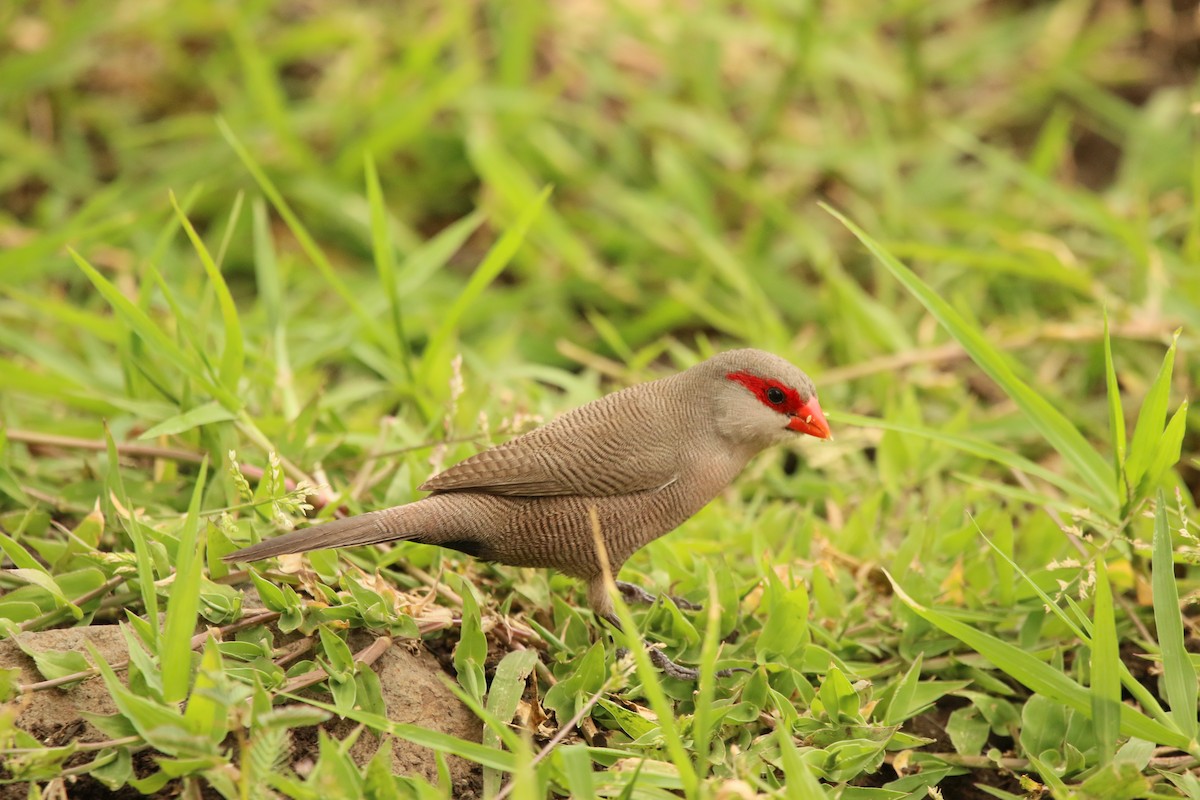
[787,396,831,440]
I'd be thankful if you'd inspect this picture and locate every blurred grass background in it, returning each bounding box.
[2,0,1199,797]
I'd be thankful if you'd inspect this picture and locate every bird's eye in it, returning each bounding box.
[766,387,785,404]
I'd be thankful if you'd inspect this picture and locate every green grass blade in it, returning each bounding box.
[1137,400,1188,504]
[363,153,410,373]
[250,198,300,421]
[1124,333,1178,505]
[1103,312,1127,499]
[216,118,381,342]
[394,209,486,296]
[138,401,237,440]
[161,456,208,704]
[607,576,700,797]
[884,653,924,726]
[104,425,158,647]
[69,249,210,397]
[824,205,1115,513]
[690,570,724,780]
[482,649,538,797]
[887,572,1190,749]
[170,192,245,394]
[451,575,487,704]
[182,638,230,744]
[1091,558,1122,765]
[418,187,551,383]
[1152,493,1199,742]
[775,726,827,798]
[557,746,596,798]
[835,411,1107,513]
[975,524,1174,729]
[282,694,519,772]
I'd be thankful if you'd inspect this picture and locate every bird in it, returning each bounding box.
[226,349,830,679]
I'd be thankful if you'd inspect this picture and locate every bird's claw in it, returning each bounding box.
[646,648,747,680]
[616,643,747,681]
[615,580,701,611]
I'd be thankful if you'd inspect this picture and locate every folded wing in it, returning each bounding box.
[421,383,681,497]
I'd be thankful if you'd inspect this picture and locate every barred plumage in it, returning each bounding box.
[226,349,830,677]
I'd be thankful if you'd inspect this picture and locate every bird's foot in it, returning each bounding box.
[615,580,701,611]
[615,645,747,681]
[647,647,747,680]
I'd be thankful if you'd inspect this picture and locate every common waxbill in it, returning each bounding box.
[226,349,830,679]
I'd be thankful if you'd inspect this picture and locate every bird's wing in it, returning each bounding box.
[420,385,681,497]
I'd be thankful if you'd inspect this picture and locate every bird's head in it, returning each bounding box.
[699,349,831,448]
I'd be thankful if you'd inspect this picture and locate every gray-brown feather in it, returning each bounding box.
[419,379,685,497]
[225,348,818,617]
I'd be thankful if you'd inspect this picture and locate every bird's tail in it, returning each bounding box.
[223,509,415,562]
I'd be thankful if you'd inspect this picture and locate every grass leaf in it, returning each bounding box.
[1091,558,1123,765]
[419,187,551,383]
[138,401,238,440]
[824,206,1115,513]
[161,456,208,704]
[170,192,246,393]
[1152,492,1199,741]
[482,649,538,797]
[1103,311,1127,499]
[1124,333,1178,502]
[888,572,1190,749]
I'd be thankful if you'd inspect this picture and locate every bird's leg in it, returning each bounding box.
[614,580,701,611]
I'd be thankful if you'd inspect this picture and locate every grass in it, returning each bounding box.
[1,0,1198,798]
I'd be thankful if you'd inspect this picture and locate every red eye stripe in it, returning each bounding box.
[725,371,802,415]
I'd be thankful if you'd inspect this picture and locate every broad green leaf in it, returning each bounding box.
[247,569,288,612]
[1152,493,1198,741]
[8,637,90,684]
[484,650,537,734]
[542,641,606,723]
[595,697,659,740]
[946,706,989,755]
[0,530,46,571]
[817,667,860,723]
[756,570,809,662]
[316,625,356,680]
[775,727,827,798]
[7,569,78,619]
[825,206,1114,513]
[1077,761,1152,800]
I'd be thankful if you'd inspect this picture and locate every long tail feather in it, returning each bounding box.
[224,510,415,562]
